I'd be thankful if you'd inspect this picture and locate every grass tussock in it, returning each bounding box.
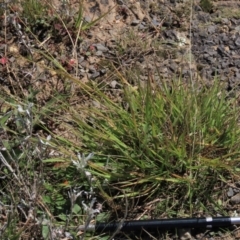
[58,75,240,217]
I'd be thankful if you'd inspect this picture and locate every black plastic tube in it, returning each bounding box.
[79,217,240,232]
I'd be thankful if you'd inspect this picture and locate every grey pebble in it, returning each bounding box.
[9,56,15,62]
[131,19,140,26]
[84,16,91,23]
[207,25,217,34]
[78,56,85,63]
[90,71,100,79]
[88,65,96,73]
[230,193,240,204]
[92,100,101,108]
[0,44,6,50]
[235,37,240,46]
[227,187,234,197]
[95,50,103,56]
[138,24,146,30]
[110,80,118,88]
[221,18,229,24]
[234,26,240,32]
[169,62,178,72]
[100,69,107,74]
[152,18,159,27]
[93,43,109,52]
[80,61,88,68]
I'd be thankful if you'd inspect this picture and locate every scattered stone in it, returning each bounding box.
[207,25,217,34]
[152,18,160,27]
[92,100,101,108]
[9,56,15,62]
[138,23,146,30]
[110,80,118,88]
[88,65,96,73]
[90,71,100,79]
[84,16,91,23]
[235,37,240,46]
[93,43,109,52]
[78,56,85,63]
[221,18,229,24]
[178,228,192,240]
[100,69,107,74]
[227,187,234,197]
[80,61,88,68]
[95,50,103,56]
[169,61,178,72]
[230,193,240,204]
[131,19,140,26]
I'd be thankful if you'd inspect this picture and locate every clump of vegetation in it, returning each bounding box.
[200,0,213,13]
[218,7,240,19]
[59,75,240,218]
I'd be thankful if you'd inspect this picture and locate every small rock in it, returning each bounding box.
[199,30,208,38]
[230,193,240,204]
[178,228,192,240]
[208,50,216,57]
[227,187,234,197]
[138,24,146,30]
[115,15,121,20]
[234,26,240,32]
[207,25,217,34]
[9,56,15,62]
[0,44,6,50]
[221,18,229,24]
[131,19,140,26]
[92,100,101,108]
[152,18,160,27]
[84,16,91,23]
[236,60,240,68]
[235,37,240,46]
[78,56,85,63]
[110,80,118,88]
[93,43,109,52]
[88,65,96,73]
[169,61,178,72]
[219,33,229,43]
[80,61,88,68]
[90,71,100,79]
[160,67,168,73]
[95,50,103,56]
[100,69,107,74]
[164,30,178,41]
